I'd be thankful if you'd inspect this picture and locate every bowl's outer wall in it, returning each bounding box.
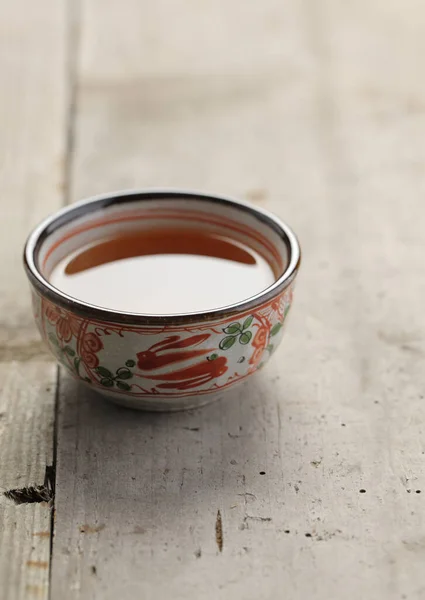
[31,284,294,409]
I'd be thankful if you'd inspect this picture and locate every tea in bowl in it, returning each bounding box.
[24,190,301,411]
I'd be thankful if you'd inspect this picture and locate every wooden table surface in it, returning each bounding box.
[1,0,425,598]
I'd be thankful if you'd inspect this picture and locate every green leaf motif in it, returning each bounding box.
[125,359,136,368]
[219,336,237,350]
[207,353,218,361]
[284,304,291,317]
[242,316,253,330]
[64,346,76,357]
[270,323,283,337]
[116,367,133,380]
[116,381,131,391]
[267,344,274,354]
[100,377,114,387]
[239,331,252,345]
[237,356,246,363]
[96,366,114,379]
[48,333,59,347]
[223,323,242,335]
[74,356,81,375]
[84,377,92,384]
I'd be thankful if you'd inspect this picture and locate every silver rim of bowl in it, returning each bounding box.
[23,189,301,325]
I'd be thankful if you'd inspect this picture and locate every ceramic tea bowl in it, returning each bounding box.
[24,190,301,411]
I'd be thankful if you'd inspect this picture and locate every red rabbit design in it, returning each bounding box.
[137,334,211,370]
[146,356,228,390]
[136,334,228,390]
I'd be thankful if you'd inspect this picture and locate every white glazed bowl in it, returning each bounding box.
[24,190,301,411]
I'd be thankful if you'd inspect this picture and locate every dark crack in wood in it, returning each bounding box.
[3,464,55,505]
[215,510,223,552]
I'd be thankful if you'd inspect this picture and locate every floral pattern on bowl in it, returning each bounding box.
[32,285,293,403]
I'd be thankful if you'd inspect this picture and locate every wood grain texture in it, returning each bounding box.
[0,365,56,600]
[50,0,425,598]
[0,0,67,598]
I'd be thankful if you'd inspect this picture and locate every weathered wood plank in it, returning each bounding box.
[0,1,67,598]
[52,0,425,598]
[0,365,57,599]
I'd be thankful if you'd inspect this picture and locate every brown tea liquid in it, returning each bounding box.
[49,228,276,314]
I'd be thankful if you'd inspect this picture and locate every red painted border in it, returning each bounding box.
[42,208,283,271]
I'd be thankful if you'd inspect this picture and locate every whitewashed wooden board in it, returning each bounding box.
[0,0,67,599]
[2,0,425,598]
